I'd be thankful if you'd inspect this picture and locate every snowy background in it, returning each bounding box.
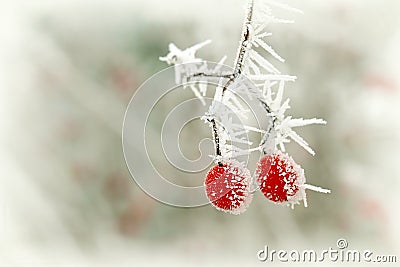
[1,0,400,266]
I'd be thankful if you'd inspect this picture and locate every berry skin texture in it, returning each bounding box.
[255,150,307,208]
[205,160,253,215]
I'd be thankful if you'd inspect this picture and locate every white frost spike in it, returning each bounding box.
[250,74,297,82]
[253,24,270,37]
[281,124,316,155]
[189,40,212,54]
[286,118,327,128]
[159,40,211,65]
[275,132,289,152]
[224,90,246,112]
[276,99,290,118]
[247,59,261,75]
[248,50,280,74]
[264,0,303,14]
[222,90,249,120]
[244,125,267,134]
[214,83,224,103]
[253,37,284,63]
[258,78,326,155]
[252,0,295,25]
[276,116,327,156]
[198,82,207,96]
[187,84,205,106]
[229,75,261,101]
[303,184,331,194]
[301,184,331,208]
[205,96,253,160]
[214,56,228,72]
[275,80,285,108]
[232,146,261,157]
[251,25,284,62]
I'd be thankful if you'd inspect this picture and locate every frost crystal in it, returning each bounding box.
[159,40,211,65]
[259,80,327,155]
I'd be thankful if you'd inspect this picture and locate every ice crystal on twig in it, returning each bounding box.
[258,80,327,155]
[202,82,253,161]
[159,40,211,65]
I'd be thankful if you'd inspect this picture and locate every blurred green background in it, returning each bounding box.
[1,0,399,266]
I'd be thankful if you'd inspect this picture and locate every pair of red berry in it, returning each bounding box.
[205,150,326,214]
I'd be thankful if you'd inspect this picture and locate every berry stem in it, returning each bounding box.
[189,0,255,163]
[209,118,223,166]
[211,0,255,162]
[259,99,277,154]
[233,0,254,78]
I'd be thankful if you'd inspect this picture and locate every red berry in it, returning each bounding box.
[205,160,252,215]
[255,150,307,207]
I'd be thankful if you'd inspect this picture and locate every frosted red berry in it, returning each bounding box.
[255,150,306,207]
[205,160,252,215]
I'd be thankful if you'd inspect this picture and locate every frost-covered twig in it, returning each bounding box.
[159,0,330,211]
[159,0,327,160]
